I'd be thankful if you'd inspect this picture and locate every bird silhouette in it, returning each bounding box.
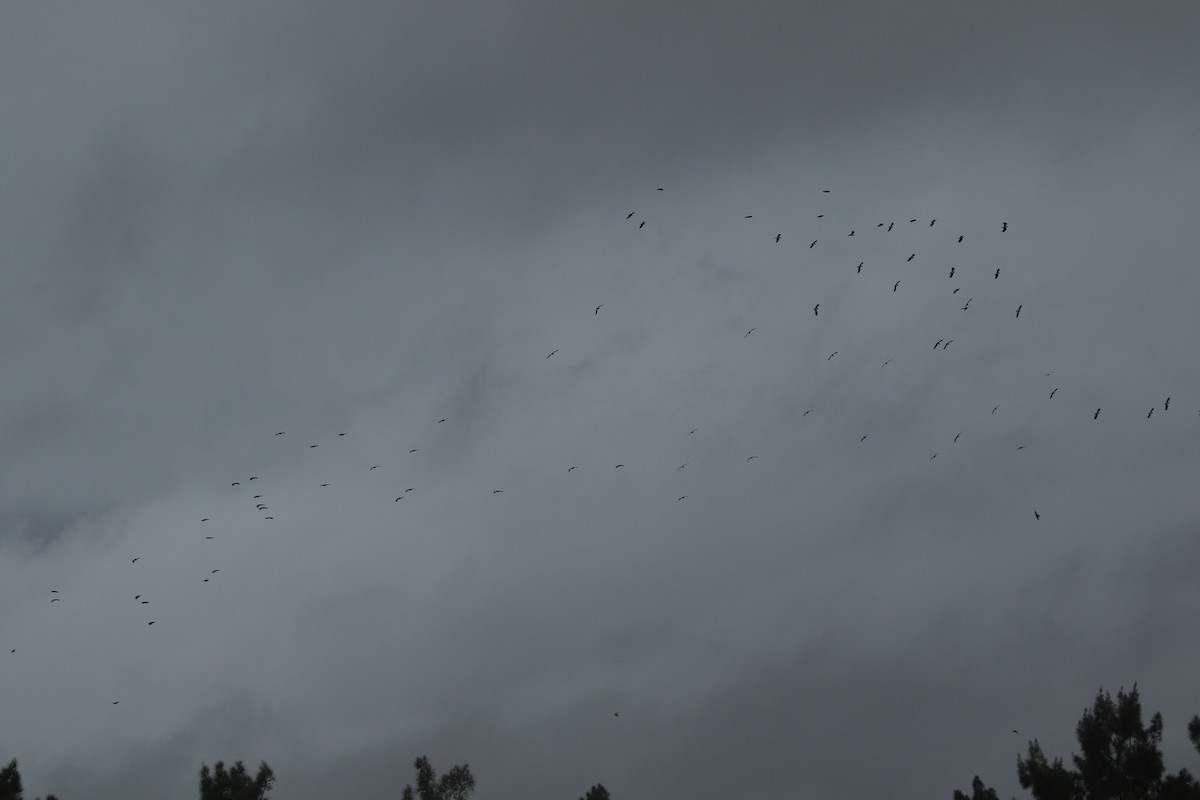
[992,405,1000,414]
[1148,408,1154,418]
[626,212,635,219]
[688,428,698,436]
[231,482,240,487]
[961,298,973,310]
[677,463,688,470]
[1034,511,1040,520]
[1015,305,1023,318]
[893,281,900,292]
[148,621,156,625]
[860,435,869,442]
[745,328,755,338]
[439,418,447,423]
[942,340,953,349]
[954,433,962,443]
[930,219,937,227]
[949,267,956,278]
[803,409,813,416]
[857,262,863,273]
[809,240,817,248]
[309,444,318,448]
[813,304,820,316]
[1002,222,1008,232]
[493,490,504,493]
[131,558,139,563]
[567,466,577,472]
[907,254,915,262]
[395,497,404,502]
[958,235,964,243]
[275,432,285,436]
[1050,388,1058,398]
[934,339,944,349]
[264,516,274,520]
[615,464,625,469]
[547,349,558,358]
[1094,408,1101,419]
[930,453,939,461]
[595,305,603,314]
[827,352,838,360]
[409,449,418,454]
[746,456,758,461]
[249,476,258,481]
[1165,397,1170,410]
[50,598,60,603]
[994,269,1000,279]
[775,234,781,243]
[638,221,645,228]
[887,222,894,231]
[201,518,209,522]
[370,465,381,470]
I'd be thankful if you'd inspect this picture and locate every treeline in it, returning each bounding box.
[0,754,611,800]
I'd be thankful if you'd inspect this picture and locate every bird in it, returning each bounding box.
[50,598,60,603]
[1094,408,1101,420]
[847,229,856,237]
[887,222,894,232]
[231,482,240,487]
[141,601,148,605]
[1165,397,1170,410]
[677,463,688,470]
[954,433,962,443]
[907,254,915,262]
[493,490,504,494]
[857,262,863,273]
[113,701,119,705]
[803,409,813,416]
[406,488,415,492]
[827,352,838,360]
[893,280,900,292]
[961,298,973,310]
[775,233,781,243]
[1002,222,1008,232]
[626,212,635,219]
[438,418,447,423]
[253,495,262,499]
[309,444,318,448]
[930,453,939,461]
[275,432,285,436]
[688,428,698,436]
[395,497,404,502]
[994,269,1000,279]
[881,359,892,367]
[131,558,139,563]
[1015,305,1023,318]
[746,456,758,462]
[264,516,274,520]
[1050,388,1058,398]
[809,240,817,248]
[943,340,954,349]
[205,536,214,540]
[657,187,663,191]
[546,349,558,358]
[822,189,830,193]
[638,221,645,228]
[934,339,944,349]
[249,476,258,481]
[615,464,625,469]
[677,496,688,502]
[1017,446,1025,450]
[958,235,964,243]
[745,328,755,338]
[930,219,937,227]
[1013,730,1020,735]
[949,267,956,278]
[409,449,418,454]
[1147,408,1154,419]
[567,466,577,472]
[320,484,329,487]
[201,518,209,522]
[992,405,1000,414]
[744,215,753,218]
[813,304,820,316]
[1034,511,1040,520]
[135,595,141,600]
[860,435,869,443]
[953,287,961,294]
[370,465,381,470]
[595,304,603,314]
[212,569,220,574]
[148,621,156,625]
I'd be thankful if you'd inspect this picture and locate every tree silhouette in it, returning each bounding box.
[401,756,475,800]
[0,759,58,800]
[198,760,275,800]
[580,784,611,800]
[957,685,1200,799]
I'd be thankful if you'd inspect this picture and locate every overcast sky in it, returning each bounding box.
[2,3,1199,799]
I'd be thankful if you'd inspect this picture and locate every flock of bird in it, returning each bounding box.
[7,186,1190,713]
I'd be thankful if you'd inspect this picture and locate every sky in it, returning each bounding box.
[2,2,1199,798]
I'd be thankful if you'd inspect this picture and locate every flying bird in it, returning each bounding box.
[949,267,956,278]
[813,304,820,316]
[595,305,603,314]
[775,233,781,243]
[50,598,60,603]
[887,222,894,231]
[1002,222,1008,232]
[803,409,813,416]
[746,456,758,461]
[958,235,964,243]
[231,482,240,486]
[677,496,688,502]
[275,432,285,436]
[822,189,830,193]
[688,428,698,436]
[857,262,863,273]
[638,221,645,228]
[201,518,209,522]
[943,340,954,349]
[1050,388,1058,398]
[848,230,855,236]
[1015,305,1023,318]
[131,558,139,563]
[1034,511,1040,520]
[992,405,1000,414]
[906,254,916,262]
[546,349,558,358]
[248,476,258,481]
[1147,408,1154,418]
[135,595,142,600]
[615,464,625,469]
[745,328,755,338]
[934,339,944,349]
[953,287,961,294]
[567,466,577,472]
[930,219,936,227]
[409,449,418,453]
[148,621,156,625]
[827,351,838,360]
[395,497,405,502]
[809,240,817,248]
[493,490,504,494]
[881,359,892,366]
[893,280,900,292]
[1165,397,1170,410]
[954,433,962,443]
[439,418,447,423]
[320,484,329,487]
[910,219,917,223]
[930,453,939,461]
[677,463,688,470]
[212,569,220,574]
[961,298,973,310]
[309,444,318,448]
[860,435,869,442]
[264,516,274,520]
[370,465,381,470]
[626,212,635,219]
[1094,409,1101,419]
